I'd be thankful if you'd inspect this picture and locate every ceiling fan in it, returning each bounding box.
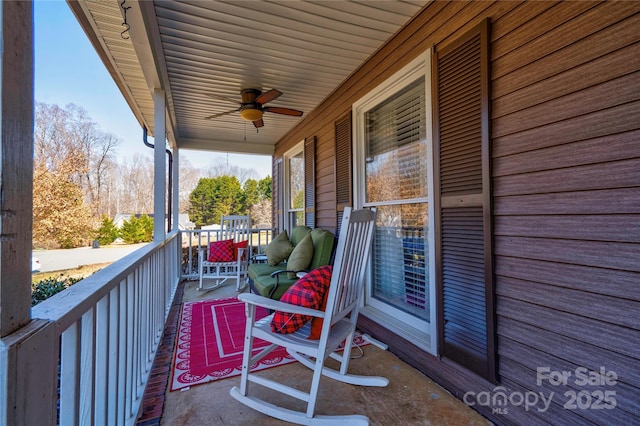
[205,88,303,128]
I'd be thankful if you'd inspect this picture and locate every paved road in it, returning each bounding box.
[33,243,148,272]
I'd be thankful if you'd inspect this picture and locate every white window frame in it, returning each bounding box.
[352,51,437,354]
[283,141,305,232]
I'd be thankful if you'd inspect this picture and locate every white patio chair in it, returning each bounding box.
[230,207,388,425]
[198,215,251,292]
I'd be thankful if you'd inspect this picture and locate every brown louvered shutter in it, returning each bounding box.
[433,19,495,381]
[273,158,284,233]
[335,112,352,234]
[304,137,316,228]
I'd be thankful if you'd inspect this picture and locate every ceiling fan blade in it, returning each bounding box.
[207,93,241,104]
[204,108,239,120]
[255,89,282,105]
[263,106,303,117]
[253,118,264,128]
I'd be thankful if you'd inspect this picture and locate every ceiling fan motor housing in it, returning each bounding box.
[240,89,263,121]
[205,87,301,126]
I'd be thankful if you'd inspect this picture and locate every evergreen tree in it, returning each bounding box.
[120,215,154,244]
[188,175,243,227]
[95,215,119,245]
[138,214,154,241]
[241,179,260,214]
[258,176,272,200]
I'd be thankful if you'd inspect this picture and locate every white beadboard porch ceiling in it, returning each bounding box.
[69,0,427,155]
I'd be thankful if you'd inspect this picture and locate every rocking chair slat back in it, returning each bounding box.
[220,215,251,242]
[326,208,377,324]
[230,207,386,425]
[198,215,251,292]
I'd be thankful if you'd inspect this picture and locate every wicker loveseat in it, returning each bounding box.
[248,226,335,299]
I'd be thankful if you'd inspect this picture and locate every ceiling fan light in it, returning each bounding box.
[240,108,263,122]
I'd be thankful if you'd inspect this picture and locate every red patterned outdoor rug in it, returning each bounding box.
[170,296,368,391]
[170,297,292,391]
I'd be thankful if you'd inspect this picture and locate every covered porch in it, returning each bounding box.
[3,1,639,425]
[4,1,484,423]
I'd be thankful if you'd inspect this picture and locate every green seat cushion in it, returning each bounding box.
[248,262,285,281]
[265,230,294,266]
[309,228,335,269]
[252,275,298,300]
[286,233,314,278]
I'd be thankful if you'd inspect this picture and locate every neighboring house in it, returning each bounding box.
[2,2,638,425]
[112,213,135,230]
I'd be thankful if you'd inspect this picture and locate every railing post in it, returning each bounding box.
[0,320,57,425]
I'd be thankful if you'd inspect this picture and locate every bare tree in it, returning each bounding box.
[112,154,154,214]
[34,102,271,242]
[178,157,201,214]
[250,199,273,227]
[34,102,121,217]
[34,103,86,179]
[203,157,259,183]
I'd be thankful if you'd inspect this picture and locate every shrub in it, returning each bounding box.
[120,214,154,244]
[96,215,119,245]
[32,276,82,306]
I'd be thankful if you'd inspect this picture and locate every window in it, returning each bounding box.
[353,52,436,352]
[284,143,305,231]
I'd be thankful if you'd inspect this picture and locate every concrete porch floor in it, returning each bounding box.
[153,280,491,425]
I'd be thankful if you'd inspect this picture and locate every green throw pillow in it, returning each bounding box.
[265,231,294,266]
[286,233,314,279]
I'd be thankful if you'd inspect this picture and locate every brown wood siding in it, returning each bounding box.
[273,1,640,424]
[491,1,640,424]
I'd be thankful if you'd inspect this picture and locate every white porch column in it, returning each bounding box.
[1,3,57,424]
[153,89,166,241]
[172,147,180,232]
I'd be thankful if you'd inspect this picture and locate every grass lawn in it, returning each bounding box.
[32,263,112,282]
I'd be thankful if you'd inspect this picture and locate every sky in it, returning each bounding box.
[34,0,272,178]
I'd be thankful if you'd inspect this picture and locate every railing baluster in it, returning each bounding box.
[95,297,109,425]
[60,322,80,425]
[107,287,119,425]
[79,309,96,425]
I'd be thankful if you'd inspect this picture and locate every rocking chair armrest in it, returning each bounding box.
[238,293,325,318]
[270,269,293,277]
[268,269,305,298]
[237,247,248,262]
[251,254,268,262]
[270,269,304,281]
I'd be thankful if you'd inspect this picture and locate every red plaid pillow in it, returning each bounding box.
[271,265,332,335]
[234,240,249,261]
[208,239,234,262]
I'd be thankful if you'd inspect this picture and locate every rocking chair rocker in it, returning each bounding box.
[198,215,251,292]
[230,208,387,425]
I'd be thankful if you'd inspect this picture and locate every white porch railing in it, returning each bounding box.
[29,232,181,425]
[181,227,274,280]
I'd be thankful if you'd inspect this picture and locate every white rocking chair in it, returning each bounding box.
[230,207,388,425]
[198,215,251,292]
